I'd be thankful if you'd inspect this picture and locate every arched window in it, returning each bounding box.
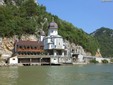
[34,52,36,55]
[27,46,30,49]
[31,46,33,49]
[34,47,37,49]
[19,46,22,49]
[27,52,29,55]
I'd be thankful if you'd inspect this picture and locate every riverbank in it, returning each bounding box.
[0,62,113,67]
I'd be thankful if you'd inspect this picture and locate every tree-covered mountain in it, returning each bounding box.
[0,0,99,55]
[91,27,113,57]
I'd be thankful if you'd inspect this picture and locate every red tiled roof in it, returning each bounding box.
[16,40,43,46]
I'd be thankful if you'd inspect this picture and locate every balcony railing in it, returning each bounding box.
[16,49,44,52]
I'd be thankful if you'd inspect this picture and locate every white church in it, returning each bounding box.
[44,21,65,55]
[43,20,72,64]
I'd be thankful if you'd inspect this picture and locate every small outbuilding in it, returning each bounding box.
[8,56,18,65]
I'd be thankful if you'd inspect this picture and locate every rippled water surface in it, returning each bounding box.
[0,64,113,85]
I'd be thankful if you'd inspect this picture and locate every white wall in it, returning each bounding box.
[51,57,59,64]
[48,29,58,35]
[39,36,45,42]
[9,56,18,64]
[44,36,65,50]
[59,57,72,63]
[78,54,84,62]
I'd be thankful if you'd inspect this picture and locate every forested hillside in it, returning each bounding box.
[0,0,99,55]
[91,27,113,57]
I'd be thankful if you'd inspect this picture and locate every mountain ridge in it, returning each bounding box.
[91,27,113,57]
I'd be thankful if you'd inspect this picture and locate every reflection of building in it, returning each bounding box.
[0,66,18,85]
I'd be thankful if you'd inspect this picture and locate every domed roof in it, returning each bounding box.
[49,21,58,29]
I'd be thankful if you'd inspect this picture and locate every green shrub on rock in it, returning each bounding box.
[90,59,99,63]
[101,59,108,63]
[110,59,113,63]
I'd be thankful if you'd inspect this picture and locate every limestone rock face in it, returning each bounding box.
[85,52,92,56]
[0,37,14,59]
[11,0,16,5]
[21,34,38,41]
[64,40,87,56]
[0,34,38,59]
[0,0,4,5]
[0,37,14,54]
[0,0,38,6]
[0,0,16,5]
[95,48,102,57]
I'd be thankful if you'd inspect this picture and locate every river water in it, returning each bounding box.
[0,64,113,85]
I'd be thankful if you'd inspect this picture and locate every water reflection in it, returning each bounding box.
[0,66,18,85]
[46,66,89,85]
[0,64,113,85]
[46,65,113,85]
[17,66,50,85]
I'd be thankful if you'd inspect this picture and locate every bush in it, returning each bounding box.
[101,59,108,63]
[110,59,113,63]
[90,59,99,63]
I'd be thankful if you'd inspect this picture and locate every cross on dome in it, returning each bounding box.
[49,17,58,29]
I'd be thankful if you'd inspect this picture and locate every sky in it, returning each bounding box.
[38,0,113,33]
